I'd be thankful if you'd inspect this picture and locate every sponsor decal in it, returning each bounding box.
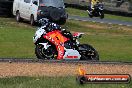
[83,74,131,83]
[77,67,131,84]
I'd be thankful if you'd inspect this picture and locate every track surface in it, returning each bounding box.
[0,58,132,65]
[69,15,132,26]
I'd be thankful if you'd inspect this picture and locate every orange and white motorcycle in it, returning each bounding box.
[33,18,99,60]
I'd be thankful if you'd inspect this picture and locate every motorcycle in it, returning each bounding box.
[87,2,104,19]
[33,18,99,61]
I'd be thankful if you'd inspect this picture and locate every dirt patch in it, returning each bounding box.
[0,62,132,78]
[84,24,106,30]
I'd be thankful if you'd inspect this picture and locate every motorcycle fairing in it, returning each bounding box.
[33,27,46,43]
[43,30,69,60]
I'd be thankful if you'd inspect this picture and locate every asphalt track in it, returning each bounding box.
[0,58,132,65]
[69,15,132,26]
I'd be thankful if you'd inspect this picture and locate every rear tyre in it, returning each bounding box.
[89,14,93,18]
[79,44,99,61]
[30,15,35,26]
[35,44,57,60]
[16,11,22,22]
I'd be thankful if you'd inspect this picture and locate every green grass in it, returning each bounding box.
[0,17,132,62]
[66,7,132,22]
[0,18,36,58]
[0,76,131,88]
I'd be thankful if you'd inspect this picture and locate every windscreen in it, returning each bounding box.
[39,0,64,8]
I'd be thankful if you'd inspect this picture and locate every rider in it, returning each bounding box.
[90,0,100,13]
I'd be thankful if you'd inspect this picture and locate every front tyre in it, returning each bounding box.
[79,44,99,61]
[100,12,104,19]
[35,44,57,60]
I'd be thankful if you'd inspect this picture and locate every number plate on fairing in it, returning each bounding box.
[63,49,81,60]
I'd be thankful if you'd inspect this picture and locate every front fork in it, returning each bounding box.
[99,10,103,16]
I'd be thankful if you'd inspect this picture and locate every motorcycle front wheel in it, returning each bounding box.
[100,12,104,19]
[35,44,57,60]
[79,44,99,61]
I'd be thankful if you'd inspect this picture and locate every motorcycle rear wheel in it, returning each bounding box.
[79,44,99,61]
[35,44,57,60]
[89,14,93,18]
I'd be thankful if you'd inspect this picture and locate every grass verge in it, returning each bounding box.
[0,76,131,88]
[0,17,132,61]
[0,18,35,58]
[66,7,132,22]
